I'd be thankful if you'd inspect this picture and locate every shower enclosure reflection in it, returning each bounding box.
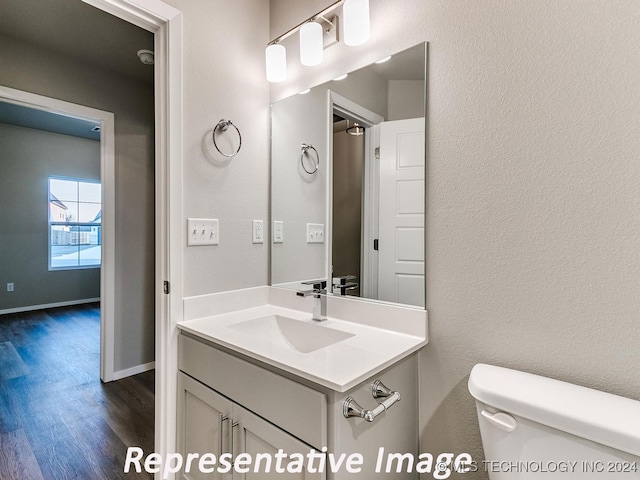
[271,43,426,308]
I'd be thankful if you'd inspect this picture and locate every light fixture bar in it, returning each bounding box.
[268,0,344,45]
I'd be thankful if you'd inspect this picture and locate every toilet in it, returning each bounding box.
[468,364,640,478]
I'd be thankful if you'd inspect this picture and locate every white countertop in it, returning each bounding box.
[177,303,427,392]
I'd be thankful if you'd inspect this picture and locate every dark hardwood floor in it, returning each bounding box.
[0,303,154,479]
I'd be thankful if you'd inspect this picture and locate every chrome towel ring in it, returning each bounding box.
[213,119,242,158]
[300,143,319,175]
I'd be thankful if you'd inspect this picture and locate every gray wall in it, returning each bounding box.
[332,129,363,295]
[0,123,100,309]
[0,32,155,373]
[388,80,424,121]
[270,0,640,475]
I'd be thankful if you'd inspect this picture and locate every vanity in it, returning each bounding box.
[175,41,429,479]
[176,286,427,479]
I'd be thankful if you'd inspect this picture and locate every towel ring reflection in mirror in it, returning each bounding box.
[213,119,242,158]
[301,143,319,175]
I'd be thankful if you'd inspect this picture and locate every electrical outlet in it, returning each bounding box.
[187,218,219,246]
[306,223,325,244]
[252,220,264,244]
[273,221,284,244]
[7,283,14,292]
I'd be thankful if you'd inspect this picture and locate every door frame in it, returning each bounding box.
[0,86,117,378]
[328,91,383,298]
[83,0,183,468]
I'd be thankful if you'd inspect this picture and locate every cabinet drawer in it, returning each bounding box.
[179,334,327,449]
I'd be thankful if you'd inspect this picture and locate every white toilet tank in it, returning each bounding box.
[468,364,640,479]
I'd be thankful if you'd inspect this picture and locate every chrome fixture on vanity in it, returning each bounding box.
[296,280,327,321]
[343,379,401,423]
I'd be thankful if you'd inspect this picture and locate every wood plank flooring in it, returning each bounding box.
[0,304,154,480]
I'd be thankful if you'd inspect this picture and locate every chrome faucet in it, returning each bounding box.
[297,280,327,322]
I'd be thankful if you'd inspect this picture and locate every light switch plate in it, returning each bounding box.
[252,220,264,244]
[306,223,325,244]
[273,221,284,244]
[187,218,219,246]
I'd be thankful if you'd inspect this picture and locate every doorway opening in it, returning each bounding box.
[0,0,173,470]
[332,114,366,298]
[329,91,425,307]
[329,91,384,301]
[0,90,119,381]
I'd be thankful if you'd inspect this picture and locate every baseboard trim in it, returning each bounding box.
[0,297,101,316]
[110,361,155,381]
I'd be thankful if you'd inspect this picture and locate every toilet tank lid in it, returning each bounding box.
[468,364,640,458]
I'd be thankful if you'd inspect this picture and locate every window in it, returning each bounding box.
[48,177,102,270]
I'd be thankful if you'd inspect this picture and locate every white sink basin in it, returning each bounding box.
[228,315,354,353]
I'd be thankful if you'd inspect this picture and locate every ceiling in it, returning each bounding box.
[0,101,101,140]
[0,0,153,85]
[0,0,153,140]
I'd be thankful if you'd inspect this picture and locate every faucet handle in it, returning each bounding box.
[301,280,327,292]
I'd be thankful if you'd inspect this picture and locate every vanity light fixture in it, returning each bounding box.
[265,0,370,83]
[265,44,287,83]
[300,21,324,66]
[343,0,370,46]
[333,73,349,81]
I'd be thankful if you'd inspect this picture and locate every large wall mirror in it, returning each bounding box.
[271,42,426,309]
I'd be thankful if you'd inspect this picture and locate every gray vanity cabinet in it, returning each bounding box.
[177,372,230,480]
[177,372,323,480]
[177,334,327,480]
[177,332,418,480]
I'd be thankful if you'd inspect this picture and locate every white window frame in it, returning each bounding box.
[48,175,102,271]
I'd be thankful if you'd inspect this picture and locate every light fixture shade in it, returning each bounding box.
[265,44,287,83]
[343,0,370,46]
[300,21,323,66]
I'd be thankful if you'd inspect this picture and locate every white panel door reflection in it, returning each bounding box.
[378,118,425,307]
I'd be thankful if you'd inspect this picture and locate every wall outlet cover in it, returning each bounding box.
[252,220,264,244]
[273,221,284,244]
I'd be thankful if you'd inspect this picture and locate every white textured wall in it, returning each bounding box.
[163,0,270,297]
[270,0,640,474]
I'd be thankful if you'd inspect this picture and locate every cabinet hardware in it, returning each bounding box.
[230,420,239,464]
[218,413,229,458]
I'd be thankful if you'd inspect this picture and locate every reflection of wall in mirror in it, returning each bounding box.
[387,80,425,120]
[270,47,425,293]
[271,88,328,286]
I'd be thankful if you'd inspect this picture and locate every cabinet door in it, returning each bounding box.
[231,404,326,480]
[177,373,232,480]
